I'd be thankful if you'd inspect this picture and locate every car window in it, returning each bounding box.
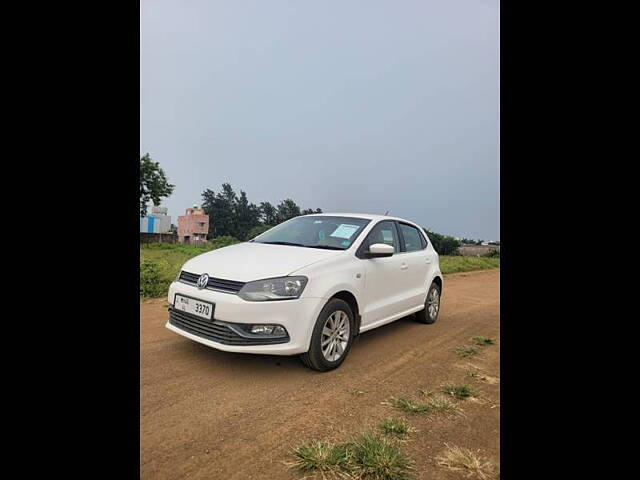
[253,216,370,250]
[399,223,424,252]
[365,221,399,252]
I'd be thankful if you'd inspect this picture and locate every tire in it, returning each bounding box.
[300,298,355,372]
[415,282,441,324]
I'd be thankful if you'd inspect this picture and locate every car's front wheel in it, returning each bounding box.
[300,298,354,372]
[415,282,441,324]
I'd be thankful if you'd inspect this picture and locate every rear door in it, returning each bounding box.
[359,221,407,328]
[396,222,434,309]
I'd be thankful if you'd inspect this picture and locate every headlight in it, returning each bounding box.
[238,276,308,301]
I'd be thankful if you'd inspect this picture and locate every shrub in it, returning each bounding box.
[484,249,500,258]
[140,259,171,297]
[423,229,461,255]
[205,236,240,250]
[245,224,273,241]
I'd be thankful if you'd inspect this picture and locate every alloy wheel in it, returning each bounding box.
[427,287,440,320]
[321,310,350,362]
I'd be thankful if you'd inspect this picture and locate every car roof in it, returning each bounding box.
[301,212,417,225]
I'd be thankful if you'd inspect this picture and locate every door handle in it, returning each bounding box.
[425,258,432,264]
[400,263,408,270]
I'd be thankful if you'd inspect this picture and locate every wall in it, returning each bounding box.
[140,232,177,244]
[458,245,500,256]
[140,214,172,233]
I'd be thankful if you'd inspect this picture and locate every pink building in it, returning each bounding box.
[177,207,209,244]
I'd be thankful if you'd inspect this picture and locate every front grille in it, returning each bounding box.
[169,308,289,345]
[179,271,245,293]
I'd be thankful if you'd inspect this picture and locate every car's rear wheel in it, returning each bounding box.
[300,298,354,372]
[415,282,441,324]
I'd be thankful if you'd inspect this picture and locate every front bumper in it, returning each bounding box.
[166,281,325,355]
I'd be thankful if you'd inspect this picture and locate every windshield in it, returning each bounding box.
[252,216,371,250]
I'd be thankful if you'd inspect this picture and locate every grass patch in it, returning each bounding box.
[439,256,499,275]
[471,336,495,346]
[379,418,409,438]
[441,384,475,400]
[392,397,431,414]
[291,441,350,473]
[392,397,462,417]
[290,432,414,480]
[436,444,497,479]
[455,345,480,358]
[139,237,239,298]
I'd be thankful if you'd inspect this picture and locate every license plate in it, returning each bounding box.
[174,294,214,320]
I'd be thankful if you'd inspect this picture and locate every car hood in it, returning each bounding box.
[181,242,345,282]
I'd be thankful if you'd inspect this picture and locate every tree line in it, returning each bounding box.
[201,183,322,241]
[139,154,492,254]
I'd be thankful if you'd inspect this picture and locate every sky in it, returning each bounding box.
[140,0,499,240]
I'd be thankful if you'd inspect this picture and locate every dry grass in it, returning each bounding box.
[455,345,480,358]
[436,444,497,479]
[392,396,463,418]
[379,418,411,439]
[441,384,476,400]
[290,432,415,480]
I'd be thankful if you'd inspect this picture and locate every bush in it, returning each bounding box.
[245,224,273,241]
[484,249,500,258]
[205,236,240,250]
[423,229,461,255]
[140,259,171,297]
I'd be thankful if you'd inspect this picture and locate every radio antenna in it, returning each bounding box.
[384,210,389,215]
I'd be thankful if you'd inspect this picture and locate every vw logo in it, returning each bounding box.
[196,274,209,289]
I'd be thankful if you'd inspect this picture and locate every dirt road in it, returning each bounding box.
[141,269,500,479]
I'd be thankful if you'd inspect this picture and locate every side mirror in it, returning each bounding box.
[367,243,394,258]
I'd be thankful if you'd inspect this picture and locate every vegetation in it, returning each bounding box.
[201,183,322,240]
[455,345,480,358]
[441,384,475,400]
[139,238,240,298]
[246,224,273,240]
[422,229,460,255]
[140,259,172,297]
[139,247,499,298]
[140,153,174,216]
[439,256,499,274]
[484,249,500,258]
[392,396,461,417]
[291,432,414,480]
[379,418,409,438]
[436,444,497,479]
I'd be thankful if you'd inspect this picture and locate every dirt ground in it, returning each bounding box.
[141,269,500,479]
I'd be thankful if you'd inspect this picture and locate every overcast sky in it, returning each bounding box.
[141,0,499,240]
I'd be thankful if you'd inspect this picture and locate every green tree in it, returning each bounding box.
[276,198,301,222]
[259,201,279,226]
[301,207,323,215]
[202,184,238,238]
[423,228,461,255]
[234,190,261,240]
[246,224,273,240]
[140,153,174,216]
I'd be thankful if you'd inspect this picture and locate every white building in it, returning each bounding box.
[140,206,172,234]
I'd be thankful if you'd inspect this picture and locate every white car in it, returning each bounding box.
[167,213,443,371]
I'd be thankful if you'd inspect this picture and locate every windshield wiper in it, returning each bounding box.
[305,245,344,250]
[258,241,306,247]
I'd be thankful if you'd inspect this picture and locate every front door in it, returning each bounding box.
[360,221,407,328]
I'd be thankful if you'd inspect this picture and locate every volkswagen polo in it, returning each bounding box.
[167,213,443,371]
